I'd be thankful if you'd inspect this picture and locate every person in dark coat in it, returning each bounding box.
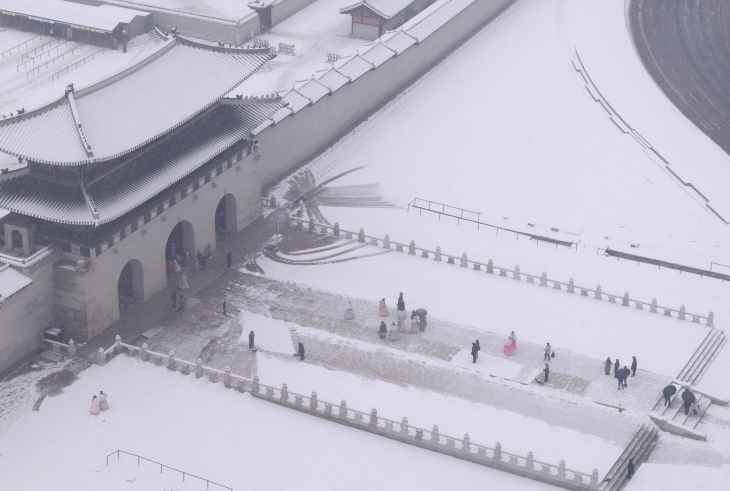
[662,384,676,406]
[226,250,233,268]
[543,343,552,361]
[475,340,481,359]
[604,357,612,375]
[178,294,185,312]
[396,293,405,312]
[248,331,255,349]
[627,459,634,480]
[378,321,387,340]
[614,359,620,378]
[223,301,227,316]
[197,250,207,271]
[631,356,637,377]
[171,291,177,308]
[681,389,695,415]
[617,368,624,390]
[543,363,550,383]
[621,367,630,388]
[298,342,305,360]
[471,343,477,363]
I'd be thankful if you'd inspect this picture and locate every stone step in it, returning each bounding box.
[600,424,651,490]
[691,333,727,385]
[604,426,657,491]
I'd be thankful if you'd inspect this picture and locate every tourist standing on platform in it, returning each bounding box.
[223,301,227,316]
[249,331,255,349]
[378,321,387,339]
[614,359,620,378]
[298,342,305,360]
[378,299,389,317]
[681,389,695,415]
[99,391,109,411]
[345,302,355,320]
[631,356,638,377]
[90,395,100,415]
[543,363,550,383]
[396,293,405,316]
[226,250,233,268]
[471,343,478,363]
[604,357,612,375]
[662,384,676,406]
[543,343,552,361]
[178,294,186,312]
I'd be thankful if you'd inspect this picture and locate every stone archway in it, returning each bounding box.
[214,194,237,246]
[165,221,195,271]
[118,259,144,315]
[10,230,22,250]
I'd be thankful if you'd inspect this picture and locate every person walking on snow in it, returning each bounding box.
[662,384,676,406]
[619,366,630,389]
[99,391,109,411]
[396,293,405,316]
[378,321,387,340]
[223,301,227,316]
[171,291,177,308]
[178,294,185,313]
[631,356,638,377]
[681,389,696,415]
[627,459,634,480]
[344,301,355,320]
[604,357,612,376]
[617,369,624,390]
[249,331,255,349]
[543,343,552,361]
[614,359,620,378]
[298,342,305,361]
[226,250,233,268]
[474,339,481,359]
[471,343,478,363]
[543,363,550,383]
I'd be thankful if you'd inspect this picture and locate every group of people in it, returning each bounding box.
[604,356,638,390]
[663,385,699,415]
[90,391,109,415]
[371,293,428,340]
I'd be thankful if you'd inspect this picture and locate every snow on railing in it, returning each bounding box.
[0,244,57,269]
[42,338,77,358]
[283,212,714,327]
[94,335,598,490]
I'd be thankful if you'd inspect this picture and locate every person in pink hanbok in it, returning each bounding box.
[503,331,517,355]
[90,395,100,415]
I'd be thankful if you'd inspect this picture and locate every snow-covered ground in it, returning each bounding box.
[0,355,564,491]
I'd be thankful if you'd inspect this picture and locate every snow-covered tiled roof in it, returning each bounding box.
[0,35,273,166]
[359,41,397,67]
[335,55,374,80]
[0,0,148,32]
[0,264,33,303]
[0,102,281,226]
[340,0,415,20]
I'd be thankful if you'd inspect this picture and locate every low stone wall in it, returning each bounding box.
[94,336,598,490]
[285,214,716,327]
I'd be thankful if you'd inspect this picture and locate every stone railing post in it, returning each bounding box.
[338,399,347,419]
[167,351,175,370]
[114,335,122,355]
[493,442,502,463]
[513,265,521,280]
[590,469,599,488]
[252,375,260,395]
[223,367,231,388]
[358,228,365,243]
[309,391,318,411]
[308,217,315,233]
[567,278,575,293]
[460,253,468,267]
[408,241,416,255]
[280,383,288,403]
[526,451,534,471]
[594,285,602,300]
[369,408,378,428]
[400,417,408,436]
[181,363,190,375]
[462,433,470,453]
[333,223,340,237]
[558,460,566,479]
[195,358,203,378]
[621,292,630,306]
[141,343,148,362]
[539,272,548,287]
[68,339,76,358]
[650,298,658,313]
[296,215,303,230]
[431,425,439,444]
[433,246,442,261]
[707,311,714,327]
[678,305,686,320]
[383,234,390,249]
[51,342,60,354]
[96,348,106,366]
[486,259,494,274]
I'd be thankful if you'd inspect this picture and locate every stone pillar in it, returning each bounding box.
[493,442,502,463]
[181,363,190,375]
[252,375,260,395]
[526,451,534,471]
[280,383,288,403]
[309,391,318,411]
[431,425,439,444]
[513,265,521,280]
[622,292,630,306]
[486,259,494,274]
[459,253,468,267]
[678,305,686,320]
[408,241,416,255]
[208,370,217,383]
[369,408,378,428]
[358,228,365,243]
[195,358,203,378]
[567,278,575,293]
[96,347,106,366]
[167,351,175,370]
[114,335,122,355]
[434,247,442,261]
[383,234,391,249]
[539,272,548,287]
[650,298,658,313]
[594,285,602,300]
[333,223,340,237]
[339,400,347,419]
[224,367,231,388]
[707,311,714,327]
[308,218,315,233]
[400,417,408,436]
[558,460,566,479]
[141,343,148,362]
[68,339,76,358]
[590,469,599,488]
[462,433,470,453]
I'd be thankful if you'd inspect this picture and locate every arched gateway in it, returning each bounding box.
[214,194,237,245]
[118,259,144,315]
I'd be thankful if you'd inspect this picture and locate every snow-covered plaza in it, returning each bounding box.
[1,0,730,490]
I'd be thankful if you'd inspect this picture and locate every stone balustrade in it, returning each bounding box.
[42,338,76,358]
[285,215,714,326]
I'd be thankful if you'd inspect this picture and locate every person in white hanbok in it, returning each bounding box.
[90,395,100,415]
[99,391,109,411]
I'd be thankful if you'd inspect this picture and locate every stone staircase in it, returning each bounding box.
[649,327,728,440]
[599,424,657,491]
